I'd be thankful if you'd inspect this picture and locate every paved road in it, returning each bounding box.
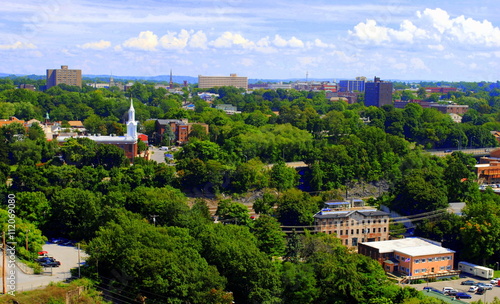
[148,146,167,163]
[410,276,500,303]
[1,243,87,293]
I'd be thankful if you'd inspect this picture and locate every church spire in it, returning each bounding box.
[169,69,173,89]
[127,98,137,140]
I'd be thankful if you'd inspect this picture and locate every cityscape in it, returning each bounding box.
[1,0,500,304]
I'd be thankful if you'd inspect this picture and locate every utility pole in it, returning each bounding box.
[78,243,81,278]
[25,230,30,252]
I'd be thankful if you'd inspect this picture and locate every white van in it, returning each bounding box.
[160,146,169,151]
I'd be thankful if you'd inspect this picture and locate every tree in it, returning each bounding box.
[9,139,42,165]
[251,214,286,257]
[276,188,321,226]
[86,213,227,304]
[216,199,251,226]
[280,262,318,304]
[269,161,299,192]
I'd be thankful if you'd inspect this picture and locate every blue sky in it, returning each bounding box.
[1,0,499,81]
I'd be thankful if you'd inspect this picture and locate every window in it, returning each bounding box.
[339,230,343,235]
[422,268,427,273]
[414,269,420,273]
[356,229,359,234]
[378,228,381,232]
[440,266,445,270]
[446,266,452,270]
[345,230,348,235]
[428,258,433,262]
[367,228,370,233]
[384,227,387,232]
[351,229,354,235]
[395,255,400,260]
[352,238,358,246]
[345,239,348,245]
[421,259,425,263]
[415,259,420,264]
[367,220,371,224]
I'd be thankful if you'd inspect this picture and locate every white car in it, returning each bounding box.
[468,286,478,292]
[491,278,500,285]
[483,283,493,290]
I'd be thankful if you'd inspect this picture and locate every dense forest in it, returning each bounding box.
[2,76,500,303]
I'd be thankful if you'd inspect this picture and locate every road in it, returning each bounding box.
[1,243,87,293]
[148,146,167,163]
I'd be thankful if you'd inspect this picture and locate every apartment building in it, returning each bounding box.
[46,65,82,89]
[313,200,390,248]
[198,74,248,90]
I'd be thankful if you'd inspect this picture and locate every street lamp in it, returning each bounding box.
[495,262,499,271]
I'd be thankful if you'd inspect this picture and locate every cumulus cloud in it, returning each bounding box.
[210,32,254,48]
[349,8,500,49]
[159,30,190,49]
[0,41,36,50]
[189,30,208,49]
[123,31,158,51]
[78,40,111,50]
[272,35,305,48]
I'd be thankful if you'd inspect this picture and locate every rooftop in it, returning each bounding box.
[361,238,455,256]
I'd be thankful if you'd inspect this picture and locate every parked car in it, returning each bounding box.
[36,257,61,266]
[40,260,60,267]
[491,278,500,284]
[468,286,479,292]
[482,284,493,290]
[443,287,456,293]
[461,280,476,285]
[476,287,486,295]
[456,292,472,299]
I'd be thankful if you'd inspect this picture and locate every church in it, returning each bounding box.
[57,99,138,161]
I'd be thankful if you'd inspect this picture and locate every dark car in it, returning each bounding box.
[37,257,61,266]
[476,287,486,295]
[40,261,60,267]
[461,280,476,285]
[456,292,472,299]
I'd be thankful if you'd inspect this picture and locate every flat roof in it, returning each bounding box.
[361,238,455,256]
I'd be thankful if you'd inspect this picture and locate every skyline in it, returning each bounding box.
[1,0,499,82]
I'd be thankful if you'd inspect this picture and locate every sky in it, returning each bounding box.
[1,0,499,82]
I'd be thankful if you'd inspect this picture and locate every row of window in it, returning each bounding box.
[320,219,388,226]
[335,227,387,236]
[414,266,452,273]
[415,256,452,263]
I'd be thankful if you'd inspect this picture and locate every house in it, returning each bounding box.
[358,237,456,279]
[313,200,390,248]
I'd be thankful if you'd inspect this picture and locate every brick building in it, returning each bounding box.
[358,238,456,279]
[313,200,390,248]
[198,74,248,90]
[46,65,82,89]
[155,119,209,145]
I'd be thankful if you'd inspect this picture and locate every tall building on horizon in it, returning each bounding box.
[198,74,248,90]
[364,77,393,107]
[46,65,82,89]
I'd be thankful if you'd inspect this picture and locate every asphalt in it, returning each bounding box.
[1,243,88,293]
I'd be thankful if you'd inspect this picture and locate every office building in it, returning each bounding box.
[339,79,365,92]
[198,74,248,90]
[46,65,82,89]
[358,238,456,280]
[364,77,393,107]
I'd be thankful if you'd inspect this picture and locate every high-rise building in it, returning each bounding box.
[198,74,248,90]
[339,79,365,92]
[46,65,82,89]
[364,77,393,107]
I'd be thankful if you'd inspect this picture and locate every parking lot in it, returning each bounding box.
[410,276,500,303]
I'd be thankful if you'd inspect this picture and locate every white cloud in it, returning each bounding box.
[272,35,304,48]
[240,58,254,67]
[210,32,254,48]
[0,41,36,50]
[78,40,111,50]
[123,31,158,51]
[410,58,430,71]
[189,31,208,49]
[349,8,500,50]
[159,29,190,49]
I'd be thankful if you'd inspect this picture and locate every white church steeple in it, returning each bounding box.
[126,98,138,140]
